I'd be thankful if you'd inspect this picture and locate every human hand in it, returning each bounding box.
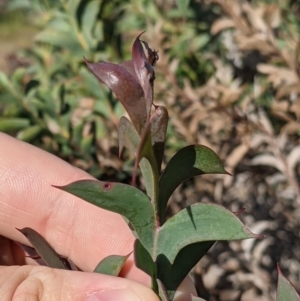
[0,133,196,301]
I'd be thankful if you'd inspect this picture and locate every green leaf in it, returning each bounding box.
[158,145,229,223]
[16,227,70,270]
[93,254,130,276]
[81,134,94,154]
[0,118,30,131]
[11,68,27,84]
[118,117,155,199]
[8,0,31,10]
[56,180,155,253]
[17,125,43,141]
[175,0,190,17]
[155,203,259,265]
[68,0,82,21]
[79,67,109,101]
[48,17,73,33]
[277,265,300,301]
[134,239,156,278]
[118,116,140,156]
[157,208,246,299]
[133,122,159,198]
[0,72,10,89]
[35,29,81,51]
[139,158,155,199]
[194,34,210,50]
[81,0,100,49]
[157,241,215,300]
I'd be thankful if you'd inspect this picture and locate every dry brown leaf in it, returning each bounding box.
[82,122,92,137]
[252,238,274,265]
[250,133,269,149]
[271,100,289,113]
[276,83,300,99]
[251,154,285,173]
[168,58,179,74]
[219,290,240,301]
[287,145,300,172]
[220,88,243,105]
[236,34,274,54]
[210,113,230,134]
[278,185,298,201]
[242,221,276,256]
[269,73,297,88]
[290,98,300,118]
[182,78,202,102]
[241,288,267,301]
[242,2,268,34]
[264,3,281,28]
[257,65,298,87]
[226,143,249,171]
[257,63,280,74]
[281,47,295,70]
[202,264,224,289]
[280,121,300,135]
[211,18,235,35]
[257,109,274,136]
[228,272,257,288]
[271,100,293,122]
[221,258,240,272]
[266,172,286,186]
[277,132,288,152]
[71,97,95,126]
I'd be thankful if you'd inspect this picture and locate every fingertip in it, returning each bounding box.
[0,266,161,301]
[79,272,160,301]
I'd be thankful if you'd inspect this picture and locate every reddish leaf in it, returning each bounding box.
[85,58,147,134]
[132,33,156,115]
[119,60,139,83]
[16,227,70,270]
[85,33,158,135]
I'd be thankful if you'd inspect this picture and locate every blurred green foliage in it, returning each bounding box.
[1,0,299,180]
[0,0,219,178]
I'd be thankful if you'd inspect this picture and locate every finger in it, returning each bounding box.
[0,265,160,301]
[0,133,145,282]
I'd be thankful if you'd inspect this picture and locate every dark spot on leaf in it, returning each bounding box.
[103,183,112,190]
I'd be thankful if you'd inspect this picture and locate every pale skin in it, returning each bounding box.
[0,133,196,301]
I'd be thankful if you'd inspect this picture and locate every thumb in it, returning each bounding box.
[0,265,160,301]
